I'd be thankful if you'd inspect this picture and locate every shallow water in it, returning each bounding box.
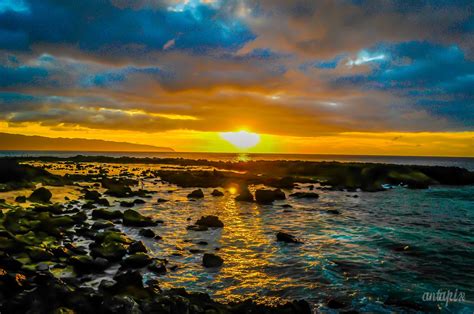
[2,162,473,313]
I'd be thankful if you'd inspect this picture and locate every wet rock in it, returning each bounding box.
[195,215,224,228]
[290,192,319,199]
[121,253,153,269]
[327,209,341,215]
[202,253,223,268]
[84,190,101,201]
[36,263,49,271]
[28,187,52,203]
[128,241,148,254]
[139,228,155,238]
[91,220,115,230]
[27,247,54,262]
[133,199,146,205]
[81,202,96,210]
[122,209,157,227]
[15,195,27,203]
[187,189,204,198]
[119,201,135,208]
[276,231,302,244]
[327,299,346,309]
[90,231,132,261]
[91,208,123,220]
[235,187,254,202]
[148,260,167,274]
[157,198,168,203]
[255,188,286,204]
[96,198,110,207]
[211,189,224,196]
[197,241,208,246]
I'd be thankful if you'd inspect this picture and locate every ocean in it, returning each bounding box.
[1,151,473,312]
[1,150,474,171]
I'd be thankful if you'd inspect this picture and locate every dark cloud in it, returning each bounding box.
[0,0,473,136]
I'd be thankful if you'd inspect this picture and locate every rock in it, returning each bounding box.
[120,201,135,208]
[139,228,155,238]
[133,199,146,205]
[327,209,341,215]
[92,208,123,220]
[327,299,346,309]
[235,187,254,202]
[255,189,286,204]
[187,189,204,198]
[15,196,27,203]
[96,198,110,207]
[122,209,157,227]
[211,189,224,196]
[157,198,168,203]
[28,187,52,203]
[276,231,302,244]
[128,241,148,254]
[91,220,115,230]
[197,241,208,246]
[121,253,153,268]
[27,247,54,262]
[195,215,224,228]
[84,190,101,201]
[148,260,167,274]
[290,192,319,199]
[202,253,223,268]
[90,231,132,261]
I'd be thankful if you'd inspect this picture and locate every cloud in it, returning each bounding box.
[0,0,473,140]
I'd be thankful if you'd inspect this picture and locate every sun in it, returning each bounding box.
[220,130,260,149]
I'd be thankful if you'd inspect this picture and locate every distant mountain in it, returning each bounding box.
[0,133,174,152]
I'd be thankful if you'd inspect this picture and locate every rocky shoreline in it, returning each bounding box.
[1,157,473,313]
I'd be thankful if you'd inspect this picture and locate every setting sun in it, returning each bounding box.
[219,130,260,149]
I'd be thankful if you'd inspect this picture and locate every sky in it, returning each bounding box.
[0,0,473,156]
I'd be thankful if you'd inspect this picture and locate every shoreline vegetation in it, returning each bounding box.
[1,156,473,313]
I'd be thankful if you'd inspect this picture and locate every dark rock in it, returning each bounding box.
[15,195,27,203]
[91,208,123,220]
[27,247,54,262]
[255,188,286,204]
[96,198,110,207]
[133,199,146,205]
[187,189,204,198]
[202,253,223,268]
[195,215,224,228]
[91,220,114,230]
[211,189,224,196]
[157,198,168,203]
[276,231,302,244]
[327,209,341,215]
[327,299,346,309]
[197,241,208,246]
[139,228,155,238]
[84,190,101,201]
[148,260,167,274]
[120,201,135,208]
[235,187,254,202]
[122,209,157,227]
[121,253,153,268]
[28,187,52,203]
[290,192,319,199]
[128,241,148,254]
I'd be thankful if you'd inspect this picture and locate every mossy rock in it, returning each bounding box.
[91,241,128,262]
[92,209,123,220]
[122,209,157,227]
[121,253,153,268]
[27,247,54,262]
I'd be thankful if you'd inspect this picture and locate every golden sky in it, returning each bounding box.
[1,0,474,156]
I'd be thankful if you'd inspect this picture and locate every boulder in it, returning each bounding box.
[15,196,26,203]
[122,209,157,227]
[139,228,155,238]
[128,241,148,254]
[255,189,286,204]
[28,187,52,203]
[235,187,254,202]
[92,209,123,220]
[148,260,167,274]
[211,189,224,197]
[276,231,302,244]
[195,215,224,228]
[121,253,153,269]
[187,189,204,198]
[202,253,223,268]
[84,190,101,201]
